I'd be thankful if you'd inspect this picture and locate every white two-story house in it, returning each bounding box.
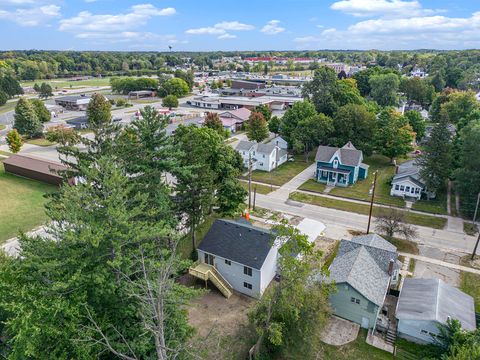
[194,219,279,298]
[235,139,288,172]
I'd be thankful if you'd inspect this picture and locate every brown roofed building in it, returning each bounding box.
[3,154,71,186]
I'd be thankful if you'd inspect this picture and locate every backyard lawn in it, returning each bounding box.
[249,156,314,186]
[0,162,56,243]
[289,192,447,230]
[329,155,406,207]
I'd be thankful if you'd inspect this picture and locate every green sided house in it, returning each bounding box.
[326,234,401,329]
[315,142,368,187]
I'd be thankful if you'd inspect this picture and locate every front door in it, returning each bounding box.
[204,253,215,266]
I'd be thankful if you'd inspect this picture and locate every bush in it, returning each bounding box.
[162,95,178,109]
[115,98,128,107]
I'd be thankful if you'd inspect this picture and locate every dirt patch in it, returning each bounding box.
[321,315,360,346]
[188,283,257,359]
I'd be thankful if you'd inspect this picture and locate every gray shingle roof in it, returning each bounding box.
[198,219,274,270]
[315,142,363,167]
[256,143,276,155]
[236,140,256,152]
[392,160,425,188]
[329,246,390,306]
[328,234,398,306]
[396,278,476,331]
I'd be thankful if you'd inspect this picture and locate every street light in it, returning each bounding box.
[366,171,378,234]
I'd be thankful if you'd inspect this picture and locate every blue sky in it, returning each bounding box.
[0,0,479,51]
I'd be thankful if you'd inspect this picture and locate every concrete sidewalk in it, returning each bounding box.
[399,252,480,275]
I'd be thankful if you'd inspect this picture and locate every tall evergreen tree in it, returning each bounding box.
[417,119,452,196]
[31,98,51,123]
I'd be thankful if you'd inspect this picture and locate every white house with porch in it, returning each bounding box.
[390,160,432,200]
[235,140,288,172]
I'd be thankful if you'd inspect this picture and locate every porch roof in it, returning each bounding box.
[319,166,351,175]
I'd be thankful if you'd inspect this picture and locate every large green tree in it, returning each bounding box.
[203,112,225,137]
[331,104,376,155]
[160,78,189,97]
[31,98,51,123]
[280,100,317,147]
[291,113,333,161]
[13,98,42,138]
[374,109,414,162]
[249,222,332,358]
[369,73,400,107]
[246,111,269,143]
[404,110,426,140]
[302,66,339,116]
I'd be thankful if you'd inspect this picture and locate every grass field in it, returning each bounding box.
[329,155,406,207]
[460,256,480,312]
[289,191,447,230]
[249,156,313,186]
[0,100,18,115]
[239,181,273,195]
[299,179,326,193]
[178,215,220,259]
[21,77,111,89]
[26,138,56,147]
[0,162,56,243]
[411,191,448,215]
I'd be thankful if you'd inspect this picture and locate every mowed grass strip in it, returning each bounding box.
[289,191,447,230]
[239,181,273,195]
[249,155,314,187]
[328,154,405,208]
[460,256,480,312]
[411,191,448,215]
[298,179,326,194]
[0,162,56,243]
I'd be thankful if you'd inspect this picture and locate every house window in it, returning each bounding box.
[395,185,400,190]
[411,187,415,193]
[243,282,252,290]
[333,159,339,168]
[350,297,360,304]
[322,171,327,177]
[415,188,420,194]
[225,259,231,265]
[244,266,252,276]
[400,185,405,191]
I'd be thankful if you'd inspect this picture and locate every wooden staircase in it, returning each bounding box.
[189,262,234,299]
[385,326,397,346]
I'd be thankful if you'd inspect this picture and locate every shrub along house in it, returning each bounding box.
[315,142,368,187]
[189,219,279,299]
[326,234,401,329]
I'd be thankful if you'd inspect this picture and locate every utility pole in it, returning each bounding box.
[472,192,480,226]
[366,171,378,234]
[253,186,257,211]
[472,231,480,260]
[248,150,252,210]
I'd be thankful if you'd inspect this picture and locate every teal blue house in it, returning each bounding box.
[315,142,368,187]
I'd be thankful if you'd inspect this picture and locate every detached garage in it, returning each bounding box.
[3,154,70,186]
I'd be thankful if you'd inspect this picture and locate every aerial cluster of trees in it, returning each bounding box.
[32,82,53,98]
[415,89,480,213]
[110,77,159,94]
[13,97,51,138]
[0,71,23,105]
[279,66,417,162]
[0,94,247,359]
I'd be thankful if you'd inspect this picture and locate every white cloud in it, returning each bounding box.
[330,0,440,18]
[261,20,285,35]
[185,21,254,37]
[294,12,480,50]
[218,33,236,39]
[59,3,175,33]
[75,31,179,44]
[0,4,60,26]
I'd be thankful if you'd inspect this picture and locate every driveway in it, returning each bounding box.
[320,315,360,346]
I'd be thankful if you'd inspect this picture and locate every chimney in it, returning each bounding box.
[395,165,399,174]
[388,259,394,276]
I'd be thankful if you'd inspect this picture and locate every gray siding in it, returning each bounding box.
[329,282,379,328]
[197,249,262,298]
[397,319,440,344]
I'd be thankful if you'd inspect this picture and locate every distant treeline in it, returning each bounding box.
[0,50,478,88]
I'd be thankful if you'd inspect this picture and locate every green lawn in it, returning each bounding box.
[316,330,391,360]
[460,256,480,312]
[239,181,273,195]
[0,162,56,243]
[299,179,327,194]
[289,192,447,230]
[329,155,406,208]
[178,215,221,259]
[21,77,111,89]
[0,100,18,115]
[386,236,419,254]
[411,192,448,215]
[463,222,478,236]
[26,138,56,147]
[250,156,313,186]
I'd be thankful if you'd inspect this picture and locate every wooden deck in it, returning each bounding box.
[189,262,234,299]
